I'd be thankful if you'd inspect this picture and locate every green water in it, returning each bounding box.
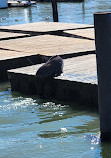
[0,82,105,158]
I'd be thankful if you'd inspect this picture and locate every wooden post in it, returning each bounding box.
[94,12,111,141]
[52,0,58,22]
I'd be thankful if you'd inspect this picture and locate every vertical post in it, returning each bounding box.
[94,12,111,141]
[52,0,58,22]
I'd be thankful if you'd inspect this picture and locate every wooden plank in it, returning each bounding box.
[0,49,26,61]
[0,32,28,39]
[0,51,43,81]
[0,49,39,61]
[64,28,95,40]
[0,22,93,33]
[57,54,97,84]
[0,35,95,57]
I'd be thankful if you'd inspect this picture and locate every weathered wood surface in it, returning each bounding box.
[8,54,98,106]
[57,54,97,84]
[0,51,42,81]
[0,22,95,81]
[0,22,94,60]
[0,49,29,61]
[0,22,93,33]
[64,28,95,40]
[8,54,97,84]
[0,35,95,57]
[0,32,28,39]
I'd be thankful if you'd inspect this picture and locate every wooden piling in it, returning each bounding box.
[94,12,111,141]
[52,0,58,22]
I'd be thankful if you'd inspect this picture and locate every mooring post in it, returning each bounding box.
[94,12,111,141]
[52,0,58,22]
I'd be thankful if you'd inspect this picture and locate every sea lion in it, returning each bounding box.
[36,55,63,78]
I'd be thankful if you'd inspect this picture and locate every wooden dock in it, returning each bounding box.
[8,54,98,106]
[0,22,94,80]
[0,22,97,106]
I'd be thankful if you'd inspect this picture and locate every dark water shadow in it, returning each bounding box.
[100,142,111,158]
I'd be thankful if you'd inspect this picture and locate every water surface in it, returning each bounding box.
[0,82,103,158]
[0,0,111,26]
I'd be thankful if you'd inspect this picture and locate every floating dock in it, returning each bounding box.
[0,22,94,80]
[8,54,98,106]
[0,22,97,106]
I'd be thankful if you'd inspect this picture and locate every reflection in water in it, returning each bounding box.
[24,9,29,23]
[28,7,33,23]
[82,1,85,15]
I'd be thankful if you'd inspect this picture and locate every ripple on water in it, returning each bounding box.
[0,87,102,158]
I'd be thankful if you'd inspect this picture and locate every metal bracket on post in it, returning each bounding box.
[94,12,111,141]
